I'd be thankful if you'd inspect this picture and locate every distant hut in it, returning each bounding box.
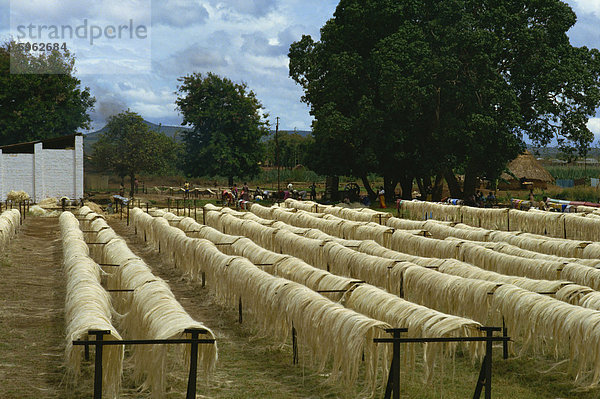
[498,151,555,190]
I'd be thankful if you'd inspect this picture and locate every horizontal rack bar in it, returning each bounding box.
[374,336,510,344]
[74,338,215,345]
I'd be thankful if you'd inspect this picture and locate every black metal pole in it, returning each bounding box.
[392,329,401,399]
[90,330,109,399]
[502,318,508,360]
[238,297,243,324]
[186,330,200,399]
[292,323,298,365]
[485,328,493,399]
[473,359,486,399]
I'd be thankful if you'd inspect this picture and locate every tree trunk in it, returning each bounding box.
[228,176,234,187]
[463,167,479,200]
[383,176,397,202]
[399,175,413,200]
[416,178,425,199]
[360,174,377,200]
[432,174,444,202]
[444,169,463,199]
[417,175,433,200]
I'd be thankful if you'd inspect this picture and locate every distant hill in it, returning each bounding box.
[83,121,191,153]
[527,145,600,159]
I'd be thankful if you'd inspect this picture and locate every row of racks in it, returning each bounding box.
[134,206,512,399]
[75,214,216,399]
[76,323,507,399]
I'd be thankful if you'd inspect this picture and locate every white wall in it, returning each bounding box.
[1,153,35,198]
[0,135,83,202]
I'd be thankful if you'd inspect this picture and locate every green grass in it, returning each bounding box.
[545,165,600,180]
[0,256,10,268]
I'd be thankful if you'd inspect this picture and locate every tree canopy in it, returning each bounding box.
[175,72,269,186]
[0,41,95,146]
[264,131,314,168]
[92,110,181,196]
[289,0,600,200]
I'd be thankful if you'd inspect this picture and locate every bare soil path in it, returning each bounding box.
[0,216,70,399]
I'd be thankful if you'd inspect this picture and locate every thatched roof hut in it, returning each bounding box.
[498,151,555,189]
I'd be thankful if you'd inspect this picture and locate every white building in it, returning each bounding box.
[0,134,84,202]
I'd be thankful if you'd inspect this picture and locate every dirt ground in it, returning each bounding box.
[0,215,361,399]
[0,216,67,399]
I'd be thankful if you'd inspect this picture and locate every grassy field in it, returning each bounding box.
[545,165,600,180]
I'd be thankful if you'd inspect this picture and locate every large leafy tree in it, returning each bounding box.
[289,0,600,200]
[265,131,314,168]
[92,111,181,196]
[0,41,95,146]
[176,73,269,186]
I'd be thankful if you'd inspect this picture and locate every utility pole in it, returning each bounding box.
[276,117,280,204]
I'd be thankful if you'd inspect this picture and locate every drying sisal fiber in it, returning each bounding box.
[185,204,600,386]
[0,209,20,251]
[76,208,218,398]
[146,208,486,385]
[284,198,392,224]
[6,190,30,202]
[255,206,600,310]
[265,203,600,293]
[131,208,392,390]
[59,211,123,399]
[397,199,600,242]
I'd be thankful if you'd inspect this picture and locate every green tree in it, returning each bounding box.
[289,0,600,200]
[92,111,181,196]
[265,131,314,168]
[0,41,95,146]
[175,73,269,186]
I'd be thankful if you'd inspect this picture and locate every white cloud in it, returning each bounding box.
[588,117,600,134]
[570,0,600,16]
[153,0,209,27]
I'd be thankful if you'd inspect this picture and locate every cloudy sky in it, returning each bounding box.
[2,0,600,137]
